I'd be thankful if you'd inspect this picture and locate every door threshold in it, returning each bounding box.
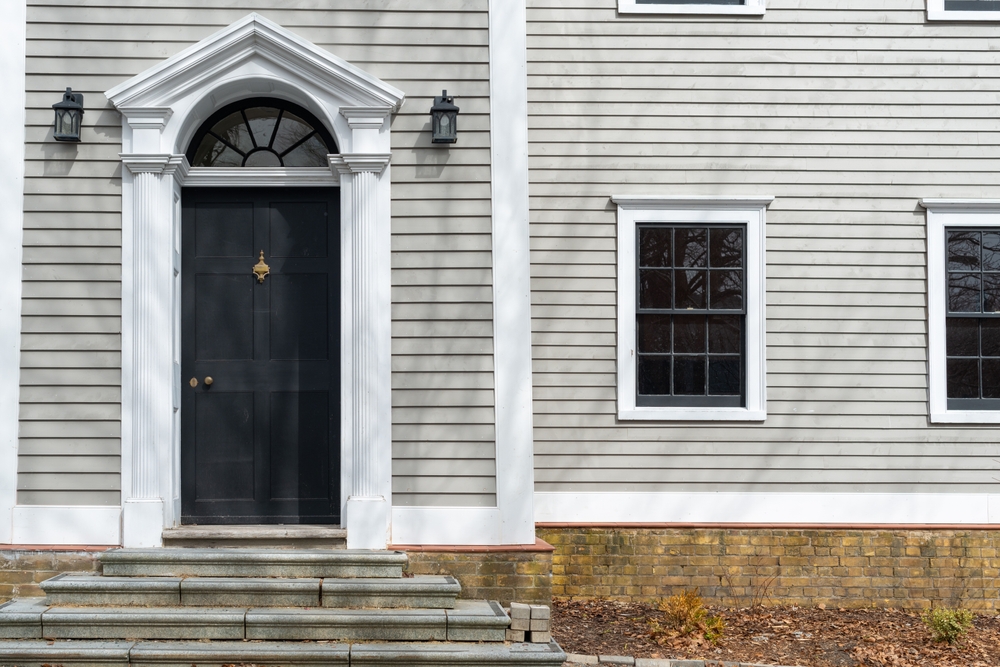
[162,524,346,549]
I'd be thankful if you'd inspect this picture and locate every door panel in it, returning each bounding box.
[181,188,340,524]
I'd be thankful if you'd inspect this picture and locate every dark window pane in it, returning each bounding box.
[984,359,1000,398]
[946,318,979,357]
[212,111,254,154]
[709,315,741,354]
[282,133,330,167]
[639,228,671,268]
[272,111,315,154]
[675,228,707,268]
[637,314,671,353]
[244,149,282,167]
[947,358,979,399]
[675,270,707,309]
[946,0,1000,9]
[709,357,741,395]
[709,270,743,309]
[192,136,243,167]
[983,320,1000,357]
[639,270,672,309]
[674,315,706,354]
[637,356,671,395]
[949,273,981,313]
[710,228,743,268]
[673,357,706,395]
[948,231,981,271]
[984,232,1000,271]
[984,274,1000,313]
[246,107,280,148]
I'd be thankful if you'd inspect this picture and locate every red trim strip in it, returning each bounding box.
[390,537,554,553]
[0,545,113,552]
[535,522,1000,530]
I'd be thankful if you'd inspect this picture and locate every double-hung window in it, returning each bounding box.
[927,0,1000,20]
[924,200,1000,422]
[618,0,765,14]
[615,196,770,421]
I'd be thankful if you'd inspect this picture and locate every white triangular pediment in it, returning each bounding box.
[105,13,404,112]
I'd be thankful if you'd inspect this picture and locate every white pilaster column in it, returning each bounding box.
[121,153,185,548]
[330,153,392,549]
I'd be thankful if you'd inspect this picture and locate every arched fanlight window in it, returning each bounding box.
[186,98,338,168]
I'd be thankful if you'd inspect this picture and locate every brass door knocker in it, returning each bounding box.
[253,250,270,283]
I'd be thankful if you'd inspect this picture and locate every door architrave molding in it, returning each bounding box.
[107,14,403,548]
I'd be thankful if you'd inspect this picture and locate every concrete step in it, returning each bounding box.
[0,599,508,642]
[244,600,507,641]
[42,573,461,609]
[321,575,461,608]
[0,640,567,667]
[100,548,406,578]
[161,524,347,549]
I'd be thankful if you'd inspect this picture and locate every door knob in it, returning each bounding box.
[204,377,214,386]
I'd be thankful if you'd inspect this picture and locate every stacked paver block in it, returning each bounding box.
[0,548,567,667]
[505,602,551,643]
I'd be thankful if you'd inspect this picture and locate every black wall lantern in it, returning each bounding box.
[430,90,459,144]
[52,88,84,142]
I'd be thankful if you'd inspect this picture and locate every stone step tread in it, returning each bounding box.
[0,639,566,667]
[0,599,508,642]
[42,573,460,608]
[162,525,346,540]
[101,548,406,578]
[162,525,347,549]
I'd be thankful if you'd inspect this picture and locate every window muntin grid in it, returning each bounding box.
[635,224,746,407]
[186,97,337,168]
[945,228,1000,409]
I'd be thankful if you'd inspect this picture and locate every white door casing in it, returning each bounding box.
[105,13,404,548]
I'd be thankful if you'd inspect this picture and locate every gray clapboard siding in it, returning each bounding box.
[21,0,496,508]
[526,0,1000,496]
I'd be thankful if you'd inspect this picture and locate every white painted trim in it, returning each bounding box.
[618,0,765,15]
[613,196,771,421]
[488,0,536,545]
[391,507,503,545]
[11,506,121,545]
[182,167,338,187]
[923,202,1000,423]
[107,15,401,547]
[105,13,404,113]
[535,492,1000,524]
[0,0,26,544]
[927,0,1000,21]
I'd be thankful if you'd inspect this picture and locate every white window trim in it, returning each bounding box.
[618,0,765,15]
[613,195,771,421]
[927,0,1000,21]
[922,198,1000,424]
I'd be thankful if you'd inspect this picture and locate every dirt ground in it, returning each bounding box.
[551,598,1000,667]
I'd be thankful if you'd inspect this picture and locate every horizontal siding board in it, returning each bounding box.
[392,493,495,507]
[17,490,120,505]
[525,0,1000,497]
[18,438,120,456]
[22,1,496,507]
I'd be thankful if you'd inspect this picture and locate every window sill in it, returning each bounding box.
[931,410,1000,424]
[619,407,766,421]
[619,4,766,14]
[927,10,1000,20]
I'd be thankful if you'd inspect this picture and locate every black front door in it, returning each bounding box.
[181,188,340,524]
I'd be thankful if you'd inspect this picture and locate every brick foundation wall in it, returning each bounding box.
[399,541,553,607]
[536,526,1000,611]
[0,549,103,602]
